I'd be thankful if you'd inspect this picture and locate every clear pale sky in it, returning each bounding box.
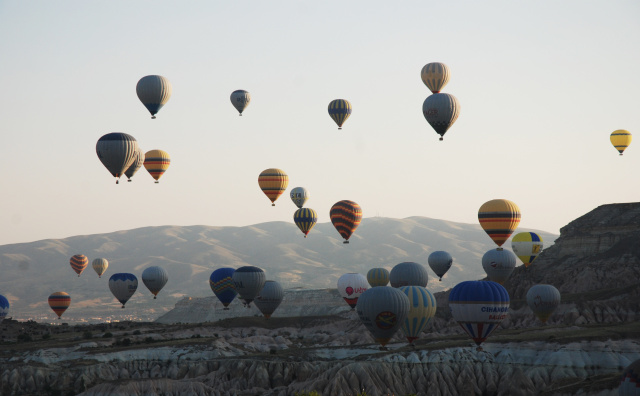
[0,1,638,245]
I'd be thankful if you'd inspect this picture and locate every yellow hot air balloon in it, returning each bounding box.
[610,130,632,155]
[420,62,451,94]
[143,150,171,183]
[511,232,543,268]
[478,199,521,249]
[258,168,288,206]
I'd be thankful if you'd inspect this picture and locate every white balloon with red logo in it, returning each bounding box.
[337,273,368,309]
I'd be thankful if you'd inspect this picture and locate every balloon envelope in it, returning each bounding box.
[124,148,144,181]
[337,273,369,309]
[330,200,362,243]
[258,168,289,206]
[48,292,71,319]
[210,268,238,309]
[478,199,521,248]
[144,149,171,183]
[448,281,510,347]
[511,232,543,268]
[328,99,352,129]
[399,286,437,343]
[620,358,640,396]
[92,258,109,278]
[294,208,318,237]
[422,93,460,140]
[366,268,390,287]
[109,273,138,308]
[136,75,172,118]
[482,249,516,285]
[610,129,632,155]
[230,90,251,115]
[356,287,410,347]
[96,133,139,184]
[70,254,88,277]
[420,62,451,94]
[389,262,428,288]
[254,280,284,319]
[232,266,266,306]
[428,251,453,281]
[0,295,9,323]
[142,266,169,298]
[290,187,310,209]
[526,284,560,323]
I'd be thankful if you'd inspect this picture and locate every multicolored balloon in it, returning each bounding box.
[389,262,428,288]
[422,93,460,141]
[399,286,437,344]
[141,266,169,299]
[96,132,139,184]
[420,62,451,94]
[109,273,138,308]
[290,187,310,209]
[610,129,632,155]
[144,149,171,183]
[366,268,390,287]
[619,359,640,396]
[210,268,237,310]
[478,199,521,248]
[230,90,251,116]
[254,280,284,319]
[337,273,369,309]
[448,281,510,349]
[428,251,453,281]
[136,75,172,119]
[92,258,109,278]
[124,147,144,182]
[526,284,560,323]
[356,286,410,347]
[482,248,516,285]
[0,295,9,323]
[330,200,362,244]
[258,168,289,206]
[328,99,352,129]
[70,254,88,277]
[294,208,318,237]
[232,266,266,307]
[48,292,71,319]
[511,232,543,268]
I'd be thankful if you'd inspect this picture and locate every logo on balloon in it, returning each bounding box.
[345,287,354,296]
[375,311,397,330]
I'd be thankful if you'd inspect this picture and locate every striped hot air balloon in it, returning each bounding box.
[124,147,144,182]
[356,286,410,347]
[328,99,352,129]
[109,273,138,308]
[420,62,451,94]
[232,266,266,307]
[422,93,461,141]
[254,280,284,319]
[0,295,9,323]
[48,292,71,319]
[399,286,437,344]
[610,129,632,156]
[619,359,640,396]
[390,262,428,288]
[478,199,521,248]
[526,284,560,323]
[511,232,543,268]
[136,75,172,119]
[143,150,170,183]
[210,268,237,310]
[293,208,318,237]
[330,200,362,244]
[428,251,453,281]
[69,254,88,277]
[92,258,109,278]
[258,168,289,206]
[141,266,169,299]
[96,133,139,184]
[366,268,390,287]
[230,90,251,116]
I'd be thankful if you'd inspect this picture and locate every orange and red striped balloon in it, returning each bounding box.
[330,200,362,244]
[258,168,289,206]
[478,199,521,248]
[70,254,88,277]
[48,292,71,319]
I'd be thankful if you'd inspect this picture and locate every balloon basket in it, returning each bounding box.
[153,296,157,300]
[272,203,275,206]
[223,308,230,311]
[155,181,159,184]
[343,241,349,244]
[439,137,443,141]
[151,116,156,119]
[127,179,132,182]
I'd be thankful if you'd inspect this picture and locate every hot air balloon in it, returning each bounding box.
[389,262,428,288]
[210,268,238,310]
[290,187,310,209]
[330,200,362,244]
[366,268,390,287]
[328,99,352,129]
[399,286,437,344]
[482,248,516,285]
[428,251,453,281]
[611,130,632,156]
[124,147,144,182]
[420,62,451,94]
[422,93,460,141]
[0,295,9,323]
[511,232,543,268]
[620,359,640,396]
[258,168,289,206]
[70,254,88,277]
[294,208,318,237]
[232,266,266,307]
[141,266,169,299]
[356,287,410,347]
[478,199,521,249]
[92,258,109,278]
[337,273,369,309]
[144,149,170,183]
[254,280,284,319]
[136,75,172,119]
[448,281,510,349]
[526,284,560,323]
[109,273,138,308]
[96,132,139,184]
[230,90,251,116]
[48,292,70,319]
